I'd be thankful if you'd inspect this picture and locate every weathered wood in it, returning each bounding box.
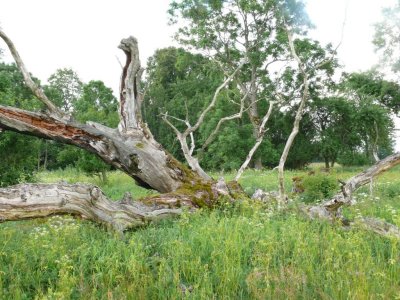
[0,178,239,230]
[277,25,310,203]
[307,152,400,221]
[118,36,144,131]
[0,105,197,192]
[302,152,400,239]
[0,29,64,118]
[0,183,182,231]
[0,30,203,193]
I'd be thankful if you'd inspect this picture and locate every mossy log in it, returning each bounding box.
[0,178,242,231]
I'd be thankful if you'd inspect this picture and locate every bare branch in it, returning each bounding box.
[202,91,249,151]
[235,100,275,181]
[184,59,247,136]
[162,113,211,180]
[0,29,64,117]
[277,23,310,202]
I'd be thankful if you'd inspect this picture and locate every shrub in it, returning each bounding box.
[338,151,370,166]
[300,174,338,203]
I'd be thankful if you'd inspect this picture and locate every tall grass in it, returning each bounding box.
[1,166,399,299]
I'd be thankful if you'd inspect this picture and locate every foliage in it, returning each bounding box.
[0,132,39,187]
[74,80,119,127]
[342,71,400,115]
[374,0,400,73]
[337,151,371,167]
[44,68,83,112]
[300,173,338,203]
[0,62,43,186]
[167,0,331,171]
[144,47,225,163]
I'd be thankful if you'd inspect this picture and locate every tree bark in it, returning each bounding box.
[0,183,182,231]
[0,32,204,194]
[0,30,243,228]
[307,152,400,221]
[277,27,309,203]
[0,105,197,192]
[235,101,275,181]
[0,178,242,230]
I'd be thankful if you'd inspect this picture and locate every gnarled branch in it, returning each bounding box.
[118,36,144,131]
[0,183,183,231]
[0,29,64,118]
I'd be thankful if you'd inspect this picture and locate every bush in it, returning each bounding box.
[0,132,38,187]
[300,174,338,203]
[338,151,370,166]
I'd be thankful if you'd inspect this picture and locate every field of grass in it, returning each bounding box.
[1,166,400,299]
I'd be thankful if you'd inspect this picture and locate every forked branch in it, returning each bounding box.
[162,60,247,179]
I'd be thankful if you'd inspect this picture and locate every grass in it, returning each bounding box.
[1,165,400,299]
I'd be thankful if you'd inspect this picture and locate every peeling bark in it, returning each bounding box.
[0,105,196,192]
[0,31,203,193]
[118,37,144,131]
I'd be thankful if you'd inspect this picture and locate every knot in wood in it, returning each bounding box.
[90,187,101,203]
[120,192,133,204]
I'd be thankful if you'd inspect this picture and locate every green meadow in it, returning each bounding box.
[1,166,400,299]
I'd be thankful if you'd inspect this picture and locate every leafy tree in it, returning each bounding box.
[74,80,119,126]
[168,0,314,169]
[343,71,400,115]
[310,97,359,168]
[340,72,395,162]
[0,62,42,186]
[374,0,400,73]
[56,80,119,182]
[45,68,83,112]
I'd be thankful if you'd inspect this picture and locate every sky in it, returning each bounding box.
[0,0,399,148]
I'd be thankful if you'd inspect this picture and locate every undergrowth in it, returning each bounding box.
[0,166,399,299]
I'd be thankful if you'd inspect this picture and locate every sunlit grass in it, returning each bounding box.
[1,166,400,299]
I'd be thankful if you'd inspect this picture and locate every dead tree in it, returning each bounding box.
[161,60,246,180]
[306,152,400,238]
[0,30,241,229]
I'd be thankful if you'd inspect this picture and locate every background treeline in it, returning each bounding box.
[0,46,399,186]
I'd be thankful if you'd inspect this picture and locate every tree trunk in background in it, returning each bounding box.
[277,26,310,203]
[324,157,330,169]
[44,141,48,171]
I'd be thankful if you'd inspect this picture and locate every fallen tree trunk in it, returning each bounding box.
[0,30,207,193]
[0,104,198,192]
[0,179,237,231]
[307,152,400,221]
[303,152,400,239]
[0,183,180,231]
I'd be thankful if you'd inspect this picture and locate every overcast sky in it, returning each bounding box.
[1,0,399,148]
